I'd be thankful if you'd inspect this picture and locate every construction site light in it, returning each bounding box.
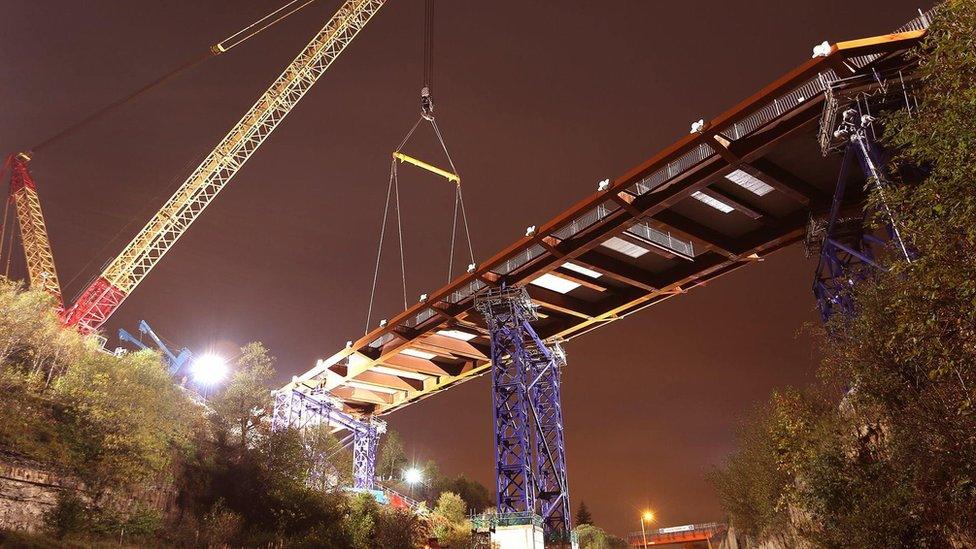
[191,353,228,386]
[403,467,423,485]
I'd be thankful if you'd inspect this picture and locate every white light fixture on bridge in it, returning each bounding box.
[812,40,831,58]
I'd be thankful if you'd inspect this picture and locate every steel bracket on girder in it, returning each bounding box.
[476,286,572,540]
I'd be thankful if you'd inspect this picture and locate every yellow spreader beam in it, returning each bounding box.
[392,152,459,184]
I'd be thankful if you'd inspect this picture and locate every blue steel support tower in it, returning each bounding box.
[477,287,536,516]
[527,340,572,538]
[476,286,572,540]
[272,387,384,490]
[813,108,911,322]
[352,420,380,490]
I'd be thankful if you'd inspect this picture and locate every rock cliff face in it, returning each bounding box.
[0,453,78,532]
[717,527,813,549]
[0,452,175,533]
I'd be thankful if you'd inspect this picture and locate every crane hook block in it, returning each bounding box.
[420,86,434,120]
[392,152,459,185]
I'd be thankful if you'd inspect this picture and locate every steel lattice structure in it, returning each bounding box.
[476,286,571,539]
[527,342,571,538]
[62,0,386,333]
[272,387,385,490]
[6,154,62,305]
[477,287,536,516]
[813,109,910,322]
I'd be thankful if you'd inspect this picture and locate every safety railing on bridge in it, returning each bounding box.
[471,511,544,531]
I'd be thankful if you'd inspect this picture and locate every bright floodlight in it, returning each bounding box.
[403,467,423,485]
[643,511,655,522]
[191,353,228,386]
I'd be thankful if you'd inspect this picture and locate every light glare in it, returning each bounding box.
[404,467,423,485]
[191,353,228,386]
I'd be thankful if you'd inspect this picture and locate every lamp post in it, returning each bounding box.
[640,511,654,548]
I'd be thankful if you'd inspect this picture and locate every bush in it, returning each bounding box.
[44,492,89,539]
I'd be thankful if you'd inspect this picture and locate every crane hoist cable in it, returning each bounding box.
[364,0,475,333]
[28,0,323,154]
[420,0,434,118]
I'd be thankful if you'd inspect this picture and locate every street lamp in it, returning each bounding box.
[403,467,424,499]
[403,467,423,485]
[640,510,655,547]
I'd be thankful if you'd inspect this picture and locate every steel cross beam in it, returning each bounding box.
[272,387,385,489]
[476,286,572,538]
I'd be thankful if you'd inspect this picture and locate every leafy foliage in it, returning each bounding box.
[574,523,628,549]
[711,2,976,546]
[0,279,195,496]
[212,341,276,449]
[0,279,488,546]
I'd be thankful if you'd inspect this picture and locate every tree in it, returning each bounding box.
[432,491,472,548]
[304,423,354,490]
[375,507,430,549]
[53,347,196,493]
[434,475,493,513]
[377,430,407,481]
[575,501,593,526]
[574,524,628,549]
[435,492,467,524]
[213,342,276,449]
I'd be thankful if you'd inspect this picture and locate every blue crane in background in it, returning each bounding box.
[118,320,193,376]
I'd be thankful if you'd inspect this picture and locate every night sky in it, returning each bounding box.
[3,0,925,536]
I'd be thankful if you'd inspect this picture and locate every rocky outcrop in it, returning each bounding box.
[0,452,77,532]
[0,451,175,533]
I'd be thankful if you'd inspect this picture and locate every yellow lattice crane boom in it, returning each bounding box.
[6,153,63,306]
[61,0,386,333]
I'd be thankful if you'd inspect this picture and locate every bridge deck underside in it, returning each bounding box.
[283,26,926,415]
